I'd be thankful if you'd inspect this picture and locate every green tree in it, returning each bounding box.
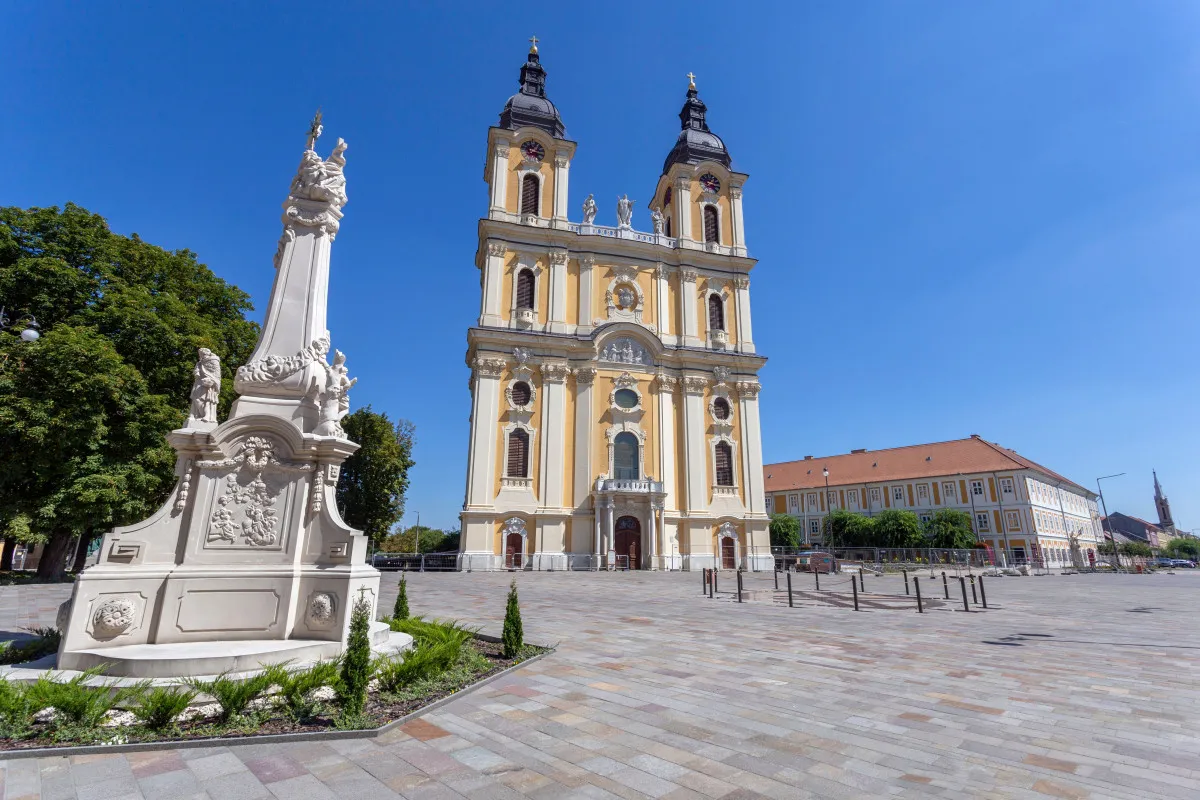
[0,204,257,578]
[873,509,923,548]
[922,509,977,549]
[769,513,800,549]
[823,510,875,548]
[1164,537,1200,560]
[338,596,373,717]
[1119,541,1153,558]
[379,525,446,554]
[393,575,410,620]
[337,408,415,552]
[502,579,524,659]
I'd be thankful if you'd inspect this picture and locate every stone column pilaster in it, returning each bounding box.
[680,268,700,347]
[654,263,672,343]
[538,362,570,510]
[654,373,678,512]
[465,356,506,508]
[675,177,693,241]
[736,380,766,516]
[681,375,709,515]
[730,183,747,256]
[733,276,754,354]
[489,142,508,215]
[481,241,506,327]
[547,250,569,333]
[553,153,570,223]
[577,255,595,334]
[574,368,596,513]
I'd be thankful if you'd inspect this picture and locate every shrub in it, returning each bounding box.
[375,642,458,693]
[130,685,197,731]
[274,660,339,721]
[394,574,410,620]
[0,626,62,666]
[0,679,39,737]
[27,668,133,729]
[338,596,373,717]
[502,579,523,659]
[185,671,274,722]
[389,617,475,650]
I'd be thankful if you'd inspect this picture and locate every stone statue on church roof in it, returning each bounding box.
[616,194,634,228]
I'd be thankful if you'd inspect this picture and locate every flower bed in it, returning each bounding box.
[0,619,549,752]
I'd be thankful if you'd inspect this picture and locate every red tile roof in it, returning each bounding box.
[764,436,1091,495]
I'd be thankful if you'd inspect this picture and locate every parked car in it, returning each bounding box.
[1170,559,1196,569]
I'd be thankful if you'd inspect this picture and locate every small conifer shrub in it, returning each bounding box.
[339,595,373,717]
[394,574,410,620]
[502,579,523,659]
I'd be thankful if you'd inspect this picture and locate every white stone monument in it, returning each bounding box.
[56,114,384,677]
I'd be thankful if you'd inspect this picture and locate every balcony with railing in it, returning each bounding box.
[594,477,665,494]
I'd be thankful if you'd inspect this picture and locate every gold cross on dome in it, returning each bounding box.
[529,35,539,54]
[687,71,696,89]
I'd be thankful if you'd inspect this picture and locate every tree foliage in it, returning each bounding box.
[379,525,457,554]
[336,407,415,549]
[922,509,977,549]
[873,509,923,548]
[0,204,258,577]
[1164,537,1200,560]
[1119,541,1153,558]
[768,513,800,549]
[502,579,523,659]
[338,596,373,718]
[822,509,876,548]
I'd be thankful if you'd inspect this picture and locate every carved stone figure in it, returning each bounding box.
[616,195,634,228]
[650,209,665,235]
[616,286,635,309]
[187,348,222,427]
[315,350,358,438]
[582,194,597,225]
[289,139,349,210]
[599,337,649,366]
[307,592,335,626]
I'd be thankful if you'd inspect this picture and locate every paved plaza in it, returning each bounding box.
[1,570,1199,799]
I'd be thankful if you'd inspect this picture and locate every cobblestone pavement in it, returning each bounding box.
[2,570,1199,799]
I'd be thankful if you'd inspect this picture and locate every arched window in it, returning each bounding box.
[613,432,639,480]
[507,429,529,478]
[520,174,539,216]
[708,293,725,332]
[703,206,719,244]
[715,441,734,486]
[515,269,535,310]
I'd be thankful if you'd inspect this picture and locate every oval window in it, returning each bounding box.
[614,388,639,409]
[511,381,532,406]
[713,397,731,420]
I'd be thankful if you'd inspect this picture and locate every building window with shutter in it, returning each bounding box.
[510,381,532,407]
[703,205,719,243]
[714,441,734,486]
[507,429,529,478]
[515,269,535,310]
[520,174,539,216]
[707,293,725,332]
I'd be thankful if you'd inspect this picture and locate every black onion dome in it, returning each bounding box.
[498,46,567,139]
[662,83,731,175]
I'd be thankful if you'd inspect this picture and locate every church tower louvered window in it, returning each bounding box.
[703,206,719,243]
[520,174,539,215]
[715,441,734,486]
[507,429,530,478]
[708,294,725,332]
[516,269,535,310]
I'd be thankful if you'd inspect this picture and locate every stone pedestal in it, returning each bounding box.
[57,123,381,677]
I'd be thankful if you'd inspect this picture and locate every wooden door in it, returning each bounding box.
[614,516,641,570]
[721,537,736,570]
[506,533,523,568]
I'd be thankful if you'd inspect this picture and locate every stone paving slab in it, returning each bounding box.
[1,570,1199,798]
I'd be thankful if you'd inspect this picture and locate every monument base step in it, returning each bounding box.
[53,621,407,679]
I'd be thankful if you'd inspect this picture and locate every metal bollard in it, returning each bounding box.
[787,571,794,607]
[420,554,425,573]
[859,569,865,592]
[979,575,988,608]
[942,571,949,599]
[903,569,910,596]
[713,569,719,595]
[914,577,923,613]
[702,567,708,593]
[709,572,714,599]
[774,568,779,590]
[737,570,743,603]
[852,578,860,611]
[970,575,978,605]
[959,576,970,612]
[815,570,820,591]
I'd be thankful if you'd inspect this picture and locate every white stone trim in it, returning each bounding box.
[606,423,647,482]
[608,371,644,415]
[501,419,537,487]
[516,166,546,224]
[716,521,741,568]
[509,256,543,330]
[604,269,647,327]
[709,432,740,490]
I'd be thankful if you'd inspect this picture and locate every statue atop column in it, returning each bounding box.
[650,208,665,235]
[582,194,597,225]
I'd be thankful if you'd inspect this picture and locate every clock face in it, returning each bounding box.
[521,140,545,162]
[699,173,721,194]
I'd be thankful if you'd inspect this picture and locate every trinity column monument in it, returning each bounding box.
[56,115,386,677]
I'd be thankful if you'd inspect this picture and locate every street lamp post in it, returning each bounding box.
[0,308,41,342]
[1096,473,1125,571]
[823,468,830,547]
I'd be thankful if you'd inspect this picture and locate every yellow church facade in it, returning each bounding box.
[459,44,770,571]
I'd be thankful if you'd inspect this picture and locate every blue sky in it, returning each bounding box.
[6,2,1199,532]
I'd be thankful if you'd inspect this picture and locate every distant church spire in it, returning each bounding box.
[1154,470,1176,532]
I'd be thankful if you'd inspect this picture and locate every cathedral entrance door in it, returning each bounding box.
[506,533,524,569]
[720,536,736,570]
[614,515,641,570]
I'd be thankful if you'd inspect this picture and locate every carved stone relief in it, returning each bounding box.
[199,436,311,548]
[92,598,137,639]
[307,592,336,628]
[598,338,651,366]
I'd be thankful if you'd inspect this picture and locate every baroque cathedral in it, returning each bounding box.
[459,41,769,571]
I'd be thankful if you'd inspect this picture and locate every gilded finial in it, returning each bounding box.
[306,108,324,151]
[529,35,539,54]
[687,72,696,90]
